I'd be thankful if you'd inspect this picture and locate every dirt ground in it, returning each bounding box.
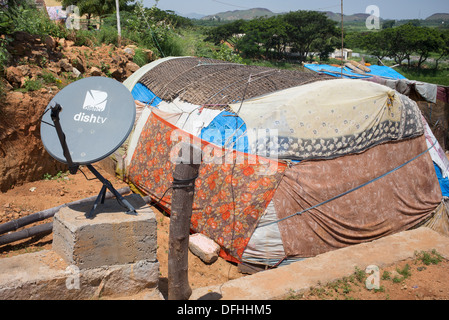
[0,164,243,298]
[0,165,449,300]
[290,253,449,300]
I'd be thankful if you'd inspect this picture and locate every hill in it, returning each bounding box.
[426,13,449,21]
[323,11,372,22]
[201,8,376,23]
[201,8,277,21]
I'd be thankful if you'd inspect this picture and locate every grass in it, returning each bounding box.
[284,249,446,300]
[415,249,444,265]
[396,65,449,86]
[43,171,69,182]
[393,264,411,283]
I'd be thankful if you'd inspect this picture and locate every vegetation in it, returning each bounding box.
[0,0,448,87]
[284,250,446,300]
[205,11,339,61]
[346,24,449,68]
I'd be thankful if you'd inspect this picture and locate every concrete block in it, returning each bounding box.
[53,194,157,269]
[189,233,220,264]
[0,250,161,300]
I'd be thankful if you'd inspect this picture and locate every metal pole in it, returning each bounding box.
[341,0,344,77]
[115,0,122,46]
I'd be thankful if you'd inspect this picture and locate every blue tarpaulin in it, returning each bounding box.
[201,111,249,153]
[131,82,162,106]
[304,64,406,80]
[434,162,449,197]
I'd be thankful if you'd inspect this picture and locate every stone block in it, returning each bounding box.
[0,250,161,300]
[189,233,220,264]
[53,194,157,269]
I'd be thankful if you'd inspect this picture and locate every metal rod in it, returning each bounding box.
[85,165,137,219]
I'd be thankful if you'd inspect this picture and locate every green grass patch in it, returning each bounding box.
[397,66,449,86]
[415,249,444,266]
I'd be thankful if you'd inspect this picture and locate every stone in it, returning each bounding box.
[88,66,102,76]
[59,58,73,72]
[16,65,31,77]
[71,67,81,78]
[52,194,157,270]
[44,35,57,50]
[110,67,124,81]
[5,66,23,87]
[0,250,161,300]
[189,233,220,264]
[125,61,140,73]
[124,47,135,55]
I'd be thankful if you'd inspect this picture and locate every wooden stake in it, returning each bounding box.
[168,144,201,300]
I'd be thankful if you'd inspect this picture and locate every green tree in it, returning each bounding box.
[237,16,288,59]
[205,19,246,45]
[282,11,338,62]
[435,30,449,69]
[61,0,130,29]
[413,27,443,68]
[358,30,394,64]
[382,20,395,29]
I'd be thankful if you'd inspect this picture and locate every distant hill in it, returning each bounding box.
[180,12,206,20]
[201,8,375,23]
[199,8,449,23]
[426,13,449,21]
[201,8,277,21]
[323,11,373,22]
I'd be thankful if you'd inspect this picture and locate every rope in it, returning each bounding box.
[258,140,438,229]
[171,175,199,190]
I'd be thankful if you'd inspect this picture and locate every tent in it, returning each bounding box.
[115,57,449,267]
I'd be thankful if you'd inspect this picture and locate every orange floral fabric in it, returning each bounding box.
[127,111,287,261]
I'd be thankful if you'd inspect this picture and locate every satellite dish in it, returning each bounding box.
[41,77,135,165]
[40,77,137,218]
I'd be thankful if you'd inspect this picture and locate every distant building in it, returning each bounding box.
[331,48,353,60]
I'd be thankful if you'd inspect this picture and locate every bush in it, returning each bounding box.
[23,78,43,91]
[212,44,244,64]
[133,48,150,67]
[0,38,9,73]
[10,5,68,39]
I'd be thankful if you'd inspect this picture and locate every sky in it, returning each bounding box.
[143,0,449,20]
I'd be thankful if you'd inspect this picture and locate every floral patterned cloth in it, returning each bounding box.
[127,111,287,262]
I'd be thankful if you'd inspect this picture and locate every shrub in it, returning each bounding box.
[133,48,150,67]
[23,78,42,91]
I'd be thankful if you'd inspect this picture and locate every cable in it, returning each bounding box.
[137,1,165,58]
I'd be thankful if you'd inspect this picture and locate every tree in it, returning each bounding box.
[236,16,288,59]
[382,20,395,29]
[387,23,416,66]
[413,27,443,68]
[435,30,449,69]
[205,19,246,45]
[312,33,340,61]
[61,0,130,29]
[358,30,392,64]
[282,11,339,62]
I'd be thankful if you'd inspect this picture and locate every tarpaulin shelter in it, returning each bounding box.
[115,57,449,267]
[305,62,449,152]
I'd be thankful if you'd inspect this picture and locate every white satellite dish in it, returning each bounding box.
[41,77,137,218]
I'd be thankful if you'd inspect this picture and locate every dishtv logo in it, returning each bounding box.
[74,90,109,124]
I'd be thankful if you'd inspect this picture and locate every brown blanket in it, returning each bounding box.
[273,135,442,258]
